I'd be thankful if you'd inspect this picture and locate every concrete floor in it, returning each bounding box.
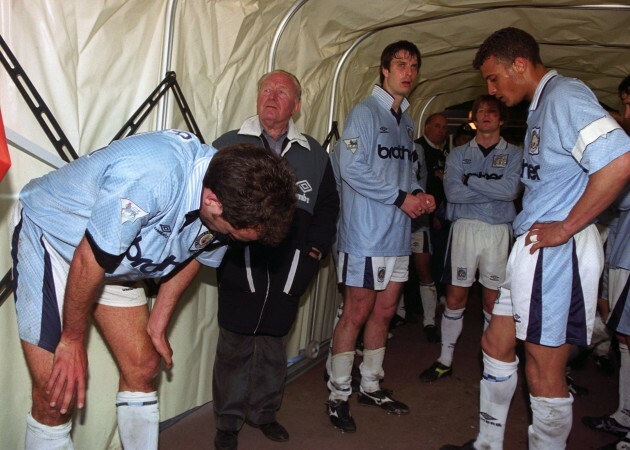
[159,293,620,450]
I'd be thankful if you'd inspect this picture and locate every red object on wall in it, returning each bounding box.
[0,109,11,181]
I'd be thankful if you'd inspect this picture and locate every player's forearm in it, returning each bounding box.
[148,259,201,333]
[561,153,630,236]
[62,237,105,342]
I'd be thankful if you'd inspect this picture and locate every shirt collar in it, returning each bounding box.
[238,115,311,152]
[470,136,508,150]
[372,85,410,113]
[423,136,442,150]
[530,70,558,112]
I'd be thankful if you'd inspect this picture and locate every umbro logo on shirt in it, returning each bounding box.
[155,224,172,239]
[380,126,389,133]
[480,412,502,427]
[296,180,312,204]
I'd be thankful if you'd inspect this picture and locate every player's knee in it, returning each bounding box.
[31,388,72,425]
[122,351,161,389]
[481,328,514,362]
[341,308,370,330]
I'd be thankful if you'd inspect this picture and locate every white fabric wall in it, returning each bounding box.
[0,1,338,448]
[0,1,628,448]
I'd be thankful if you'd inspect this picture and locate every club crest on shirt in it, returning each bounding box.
[120,199,148,224]
[377,266,386,283]
[407,126,414,142]
[492,154,508,168]
[457,267,467,280]
[190,230,215,251]
[344,137,359,154]
[296,180,312,204]
[529,128,540,155]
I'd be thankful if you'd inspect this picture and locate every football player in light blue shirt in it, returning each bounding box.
[11,130,296,450]
[442,28,630,450]
[420,95,521,383]
[327,40,436,433]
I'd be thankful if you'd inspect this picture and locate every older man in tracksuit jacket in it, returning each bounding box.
[211,70,339,449]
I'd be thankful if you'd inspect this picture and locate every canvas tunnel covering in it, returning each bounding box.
[1,1,629,448]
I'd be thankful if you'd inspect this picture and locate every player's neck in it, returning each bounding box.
[475,131,500,148]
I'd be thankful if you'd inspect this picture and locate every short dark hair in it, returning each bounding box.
[619,75,630,97]
[203,144,297,246]
[380,40,421,84]
[473,27,542,70]
[471,94,507,122]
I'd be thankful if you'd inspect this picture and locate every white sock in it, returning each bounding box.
[116,391,159,450]
[25,412,73,450]
[528,395,573,450]
[483,310,492,332]
[328,351,355,401]
[420,283,438,327]
[437,307,465,367]
[360,347,385,393]
[475,353,518,450]
[325,302,345,377]
[613,344,630,427]
[617,433,630,450]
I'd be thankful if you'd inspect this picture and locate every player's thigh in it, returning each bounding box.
[342,285,378,322]
[523,341,572,397]
[375,279,404,312]
[92,287,159,387]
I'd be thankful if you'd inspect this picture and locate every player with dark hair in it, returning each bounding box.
[11,130,296,450]
[442,27,630,449]
[327,40,435,432]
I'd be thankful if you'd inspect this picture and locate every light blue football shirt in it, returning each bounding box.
[515,70,630,235]
[19,130,226,280]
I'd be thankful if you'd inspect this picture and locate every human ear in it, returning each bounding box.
[511,57,527,75]
[202,188,223,214]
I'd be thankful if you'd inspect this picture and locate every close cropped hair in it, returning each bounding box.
[472,27,542,69]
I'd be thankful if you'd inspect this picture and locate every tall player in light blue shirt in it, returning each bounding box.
[11,130,297,450]
[327,41,436,433]
[442,28,630,450]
